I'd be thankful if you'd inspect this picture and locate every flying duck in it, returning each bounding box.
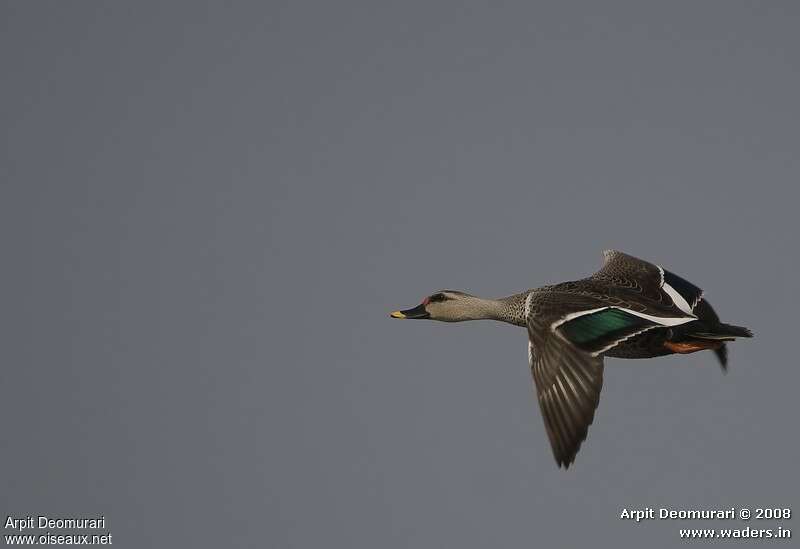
[390,250,752,468]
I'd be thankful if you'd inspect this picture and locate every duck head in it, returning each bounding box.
[390,290,482,322]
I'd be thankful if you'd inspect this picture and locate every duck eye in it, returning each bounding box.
[429,293,447,303]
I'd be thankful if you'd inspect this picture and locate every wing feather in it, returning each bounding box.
[527,334,604,468]
[591,250,704,317]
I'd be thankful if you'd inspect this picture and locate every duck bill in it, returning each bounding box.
[390,303,430,319]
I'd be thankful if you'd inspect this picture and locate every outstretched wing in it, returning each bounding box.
[526,290,668,468]
[526,287,701,467]
[526,252,716,466]
[591,250,703,316]
[527,335,603,469]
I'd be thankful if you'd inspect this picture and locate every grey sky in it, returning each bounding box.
[2,2,798,547]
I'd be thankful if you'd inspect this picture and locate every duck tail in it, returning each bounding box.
[689,322,753,372]
[688,323,753,372]
[689,323,754,341]
[713,344,729,371]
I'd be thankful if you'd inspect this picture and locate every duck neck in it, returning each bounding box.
[463,292,529,327]
[496,291,530,327]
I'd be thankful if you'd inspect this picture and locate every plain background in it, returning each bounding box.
[2,2,798,547]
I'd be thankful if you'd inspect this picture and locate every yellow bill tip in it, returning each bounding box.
[390,311,406,319]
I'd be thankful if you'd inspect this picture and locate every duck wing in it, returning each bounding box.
[525,290,685,468]
[527,331,604,469]
[591,249,703,317]
[592,250,742,368]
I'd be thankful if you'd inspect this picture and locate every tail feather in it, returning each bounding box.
[688,322,752,373]
[690,323,753,340]
[673,298,751,371]
[714,344,729,371]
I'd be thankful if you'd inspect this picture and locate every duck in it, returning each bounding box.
[389,250,753,469]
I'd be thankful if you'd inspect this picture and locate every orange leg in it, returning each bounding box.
[664,340,723,354]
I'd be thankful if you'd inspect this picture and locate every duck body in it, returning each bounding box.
[390,250,753,469]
